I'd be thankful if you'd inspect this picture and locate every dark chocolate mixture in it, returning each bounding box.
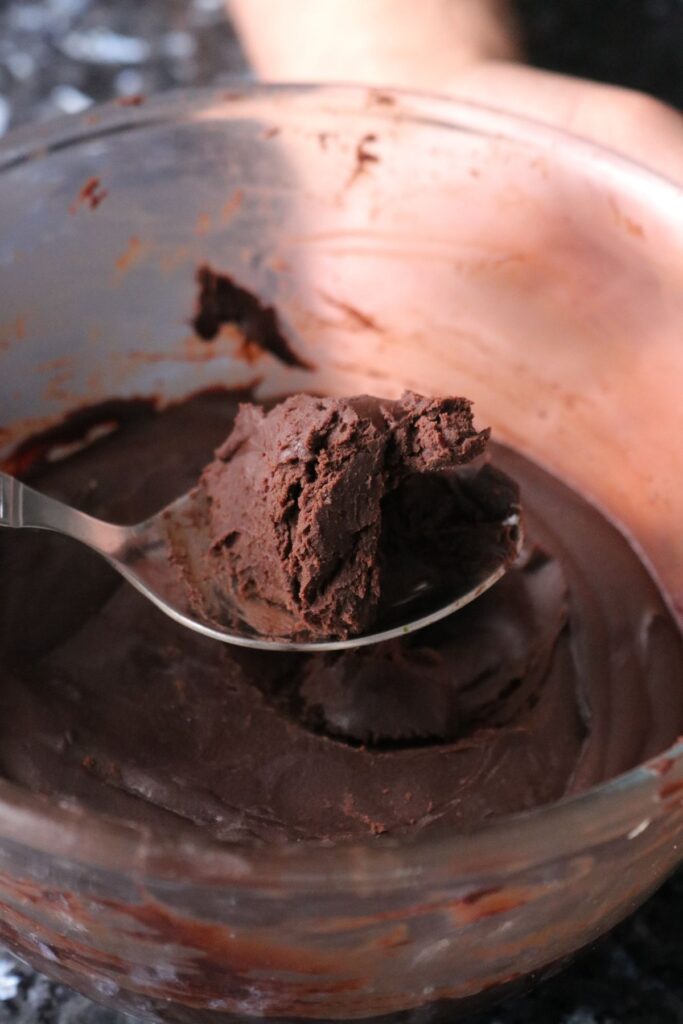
[198,391,514,639]
[192,265,312,369]
[0,390,681,843]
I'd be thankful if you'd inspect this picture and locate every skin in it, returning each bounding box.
[230,0,683,182]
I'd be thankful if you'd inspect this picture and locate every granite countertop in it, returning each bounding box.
[1,1,683,1022]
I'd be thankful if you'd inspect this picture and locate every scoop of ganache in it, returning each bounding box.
[198,391,491,639]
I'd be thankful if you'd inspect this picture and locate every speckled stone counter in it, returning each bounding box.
[1,2,682,1022]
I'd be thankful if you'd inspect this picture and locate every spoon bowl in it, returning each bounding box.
[0,468,522,652]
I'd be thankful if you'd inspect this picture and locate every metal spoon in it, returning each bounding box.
[0,469,522,653]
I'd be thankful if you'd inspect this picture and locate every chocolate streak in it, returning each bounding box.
[192,265,312,369]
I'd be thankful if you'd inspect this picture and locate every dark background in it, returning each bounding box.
[520,0,683,108]
[1,1,683,1022]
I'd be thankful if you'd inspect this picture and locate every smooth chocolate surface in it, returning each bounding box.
[199,391,497,639]
[1,391,682,843]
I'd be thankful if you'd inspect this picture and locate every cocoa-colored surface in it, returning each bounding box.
[198,391,498,639]
[1,390,681,844]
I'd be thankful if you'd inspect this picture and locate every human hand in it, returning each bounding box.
[448,60,683,184]
[230,0,683,182]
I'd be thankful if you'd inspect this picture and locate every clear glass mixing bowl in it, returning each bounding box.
[1,84,683,1023]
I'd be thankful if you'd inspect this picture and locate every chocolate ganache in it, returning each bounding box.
[0,390,681,843]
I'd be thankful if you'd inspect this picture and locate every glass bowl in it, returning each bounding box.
[1,84,683,1023]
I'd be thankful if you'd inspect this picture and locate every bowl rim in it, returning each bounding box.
[1,81,682,891]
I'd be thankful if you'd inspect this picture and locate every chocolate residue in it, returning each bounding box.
[0,315,25,349]
[191,265,312,370]
[348,133,380,187]
[0,398,155,477]
[318,291,384,332]
[220,189,244,223]
[70,176,107,213]
[114,236,143,274]
[368,90,397,107]
[117,94,145,107]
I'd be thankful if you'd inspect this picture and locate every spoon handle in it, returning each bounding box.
[0,470,127,556]
[0,470,82,535]
[0,471,22,528]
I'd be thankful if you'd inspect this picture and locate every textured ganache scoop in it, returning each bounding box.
[199,391,491,639]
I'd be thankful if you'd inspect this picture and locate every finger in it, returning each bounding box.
[230,0,521,88]
[451,62,683,183]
